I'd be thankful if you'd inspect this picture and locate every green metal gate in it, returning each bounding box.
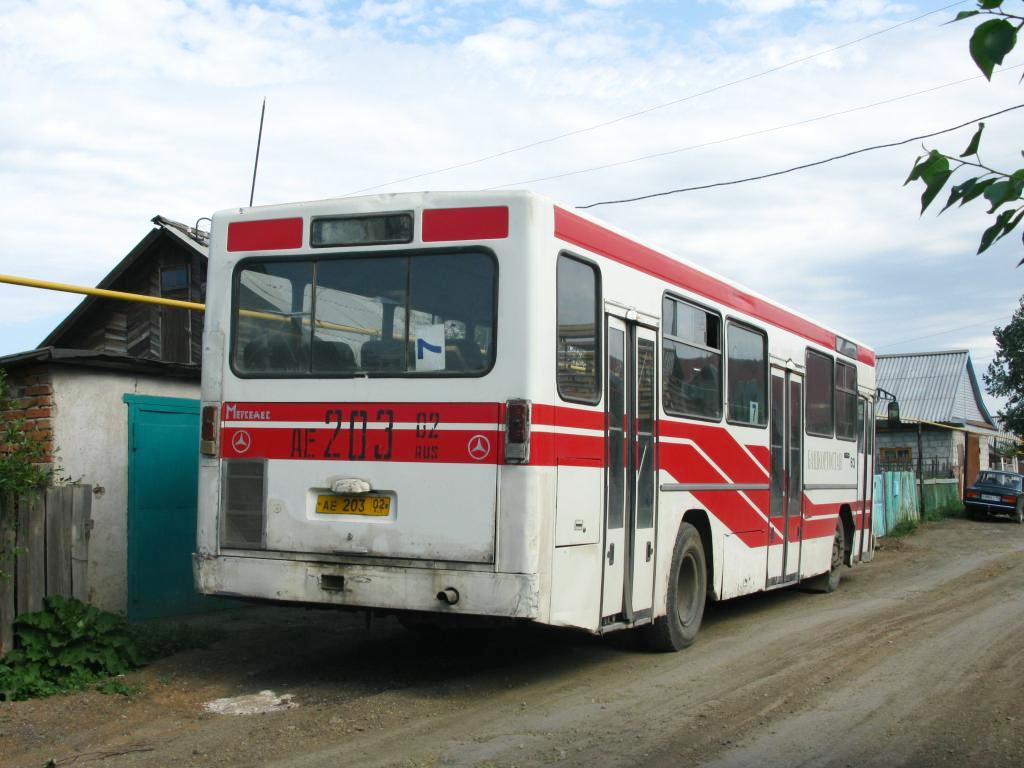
[124,394,226,620]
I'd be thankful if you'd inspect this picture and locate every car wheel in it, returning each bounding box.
[644,523,707,652]
[806,520,844,593]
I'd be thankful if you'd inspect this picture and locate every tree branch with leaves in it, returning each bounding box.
[986,297,1024,438]
[906,0,1023,260]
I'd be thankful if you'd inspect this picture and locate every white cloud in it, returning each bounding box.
[0,0,1018,368]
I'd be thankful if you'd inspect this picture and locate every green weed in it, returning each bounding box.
[889,518,920,538]
[0,596,140,701]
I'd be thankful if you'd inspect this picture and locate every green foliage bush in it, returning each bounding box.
[0,596,141,701]
[889,518,920,538]
[0,368,51,497]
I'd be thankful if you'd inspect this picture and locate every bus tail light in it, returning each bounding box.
[504,399,531,464]
[222,460,266,549]
[201,404,220,456]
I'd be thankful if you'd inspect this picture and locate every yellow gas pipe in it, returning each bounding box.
[0,272,206,311]
[0,273,378,336]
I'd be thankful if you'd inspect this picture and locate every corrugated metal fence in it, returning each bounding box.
[873,471,919,537]
[872,472,963,537]
[0,485,92,656]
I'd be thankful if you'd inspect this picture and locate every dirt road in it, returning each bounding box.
[3,517,1024,768]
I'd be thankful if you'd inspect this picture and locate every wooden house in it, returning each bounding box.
[0,217,214,618]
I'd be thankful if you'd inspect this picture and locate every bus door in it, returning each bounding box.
[601,315,658,626]
[767,368,803,587]
[857,396,875,561]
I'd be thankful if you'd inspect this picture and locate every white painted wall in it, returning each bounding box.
[50,367,198,613]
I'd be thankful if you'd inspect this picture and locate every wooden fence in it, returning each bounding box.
[0,485,92,656]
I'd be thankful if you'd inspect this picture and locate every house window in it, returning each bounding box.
[160,266,189,296]
[160,265,191,363]
[663,295,722,420]
[805,349,834,437]
[880,446,913,466]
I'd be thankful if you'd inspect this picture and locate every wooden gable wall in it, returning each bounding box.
[56,233,206,364]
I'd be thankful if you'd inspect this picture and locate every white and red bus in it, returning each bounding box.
[194,191,875,650]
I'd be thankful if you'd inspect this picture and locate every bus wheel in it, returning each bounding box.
[806,521,844,593]
[645,523,706,652]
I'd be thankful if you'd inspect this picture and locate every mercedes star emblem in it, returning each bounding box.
[467,434,491,461]
[232,430,252,454]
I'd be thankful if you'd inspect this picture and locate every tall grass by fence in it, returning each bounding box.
[0,486,91,656]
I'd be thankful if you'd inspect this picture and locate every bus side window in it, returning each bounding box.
[835,361,858,440]
[726,321,767,426]
[557,254,600,404]
[805,349,834,437]
[662,295,722,421]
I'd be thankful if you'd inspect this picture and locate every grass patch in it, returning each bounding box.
[923,504,966,523]
[889,518,920,538]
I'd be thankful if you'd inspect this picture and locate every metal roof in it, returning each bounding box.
[875,350,994,427]
[0,347,199,379]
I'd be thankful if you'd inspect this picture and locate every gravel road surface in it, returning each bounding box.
[2,517,1023,768]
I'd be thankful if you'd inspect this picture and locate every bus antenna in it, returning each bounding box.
[249,98,266,207]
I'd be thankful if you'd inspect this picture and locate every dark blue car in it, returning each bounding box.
[964,470,1024,523]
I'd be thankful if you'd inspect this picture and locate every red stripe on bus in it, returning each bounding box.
[226,217,303,252]
[745,445,770,473]
[422,206,509,242]
[538,432,605,464]
[533,404,605,431]
[220,426,503,464]
[222,402,500,424]
[554,207,876,367]
[659,420,769,484]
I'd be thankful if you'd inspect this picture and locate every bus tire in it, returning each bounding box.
[806,520,844,593]
[645,522,706,652]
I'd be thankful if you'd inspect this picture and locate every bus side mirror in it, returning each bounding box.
[888,400,900,429]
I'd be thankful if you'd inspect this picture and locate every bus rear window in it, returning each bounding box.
[232,250,496,377]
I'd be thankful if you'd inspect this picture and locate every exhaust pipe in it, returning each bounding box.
[436,587,460,605]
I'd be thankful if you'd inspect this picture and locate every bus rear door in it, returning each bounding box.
[601,313,658,626]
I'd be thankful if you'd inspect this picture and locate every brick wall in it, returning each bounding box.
[876,425,966,480]
[0,364,55,463]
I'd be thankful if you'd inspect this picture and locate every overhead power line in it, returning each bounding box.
[342,1,967,196]
[490,65,1021,190]
[577,103,1024,208]
[878,315,1010,349]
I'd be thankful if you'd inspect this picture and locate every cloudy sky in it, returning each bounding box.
[0,0,1021,413]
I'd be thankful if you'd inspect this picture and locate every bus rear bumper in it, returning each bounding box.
[194,553,540,619]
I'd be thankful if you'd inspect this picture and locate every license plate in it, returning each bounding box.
[982,494,1001,502]
[316,494,391,516]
